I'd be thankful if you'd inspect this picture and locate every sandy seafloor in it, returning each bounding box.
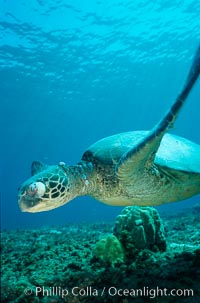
[1,205,200,303]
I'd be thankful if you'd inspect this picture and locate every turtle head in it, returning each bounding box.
[18,161,73,213]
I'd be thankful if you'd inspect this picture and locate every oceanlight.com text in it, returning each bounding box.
[24,286,194,299]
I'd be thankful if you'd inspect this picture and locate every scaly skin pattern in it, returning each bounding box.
[86,160,200,207]
[18,157,200,212]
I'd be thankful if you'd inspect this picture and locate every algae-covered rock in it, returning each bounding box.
[93,234,124,264]
[113,206,166,253]
[2,208,200,302]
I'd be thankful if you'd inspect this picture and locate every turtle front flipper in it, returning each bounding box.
[116,44,200,182]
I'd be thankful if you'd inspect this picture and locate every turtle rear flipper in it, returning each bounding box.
[116,44,200,182]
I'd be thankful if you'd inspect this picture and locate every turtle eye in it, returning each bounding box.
[27,183,38,196]
[29,182,46,198]
[30,183,37,192]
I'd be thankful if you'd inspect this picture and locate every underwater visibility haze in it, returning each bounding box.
[1,0,200,229]
[1,1,200,303]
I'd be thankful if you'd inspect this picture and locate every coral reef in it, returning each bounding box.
[1,205,200,303]
[113,206,166,254]
[93,234,124,264]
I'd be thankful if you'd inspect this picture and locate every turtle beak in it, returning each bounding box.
[18,195,41,212]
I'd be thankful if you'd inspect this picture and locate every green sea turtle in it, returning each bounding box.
[18,45,200,213]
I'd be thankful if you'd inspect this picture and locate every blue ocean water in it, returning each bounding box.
[1,0,200,230]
